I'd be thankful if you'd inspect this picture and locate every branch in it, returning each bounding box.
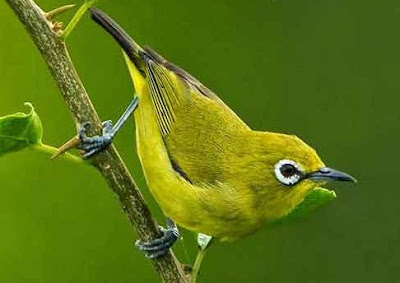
[4,0,187,281]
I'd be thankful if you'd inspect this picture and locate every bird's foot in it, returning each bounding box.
[136,219,179,259]
[78,120,114,159]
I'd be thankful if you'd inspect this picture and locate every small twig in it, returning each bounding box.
[191,234,213,282]
[191,248,208,283]
[61,0,95,39]
[51,135,80,159]
[4,0,187,282]
[44,4,75,20]
[32,143,84,164]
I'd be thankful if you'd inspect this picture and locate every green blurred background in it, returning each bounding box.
[0,0,399,282]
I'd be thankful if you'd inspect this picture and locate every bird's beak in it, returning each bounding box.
[308,167,357,183]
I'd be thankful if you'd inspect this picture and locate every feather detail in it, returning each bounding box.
[144,58,181,136]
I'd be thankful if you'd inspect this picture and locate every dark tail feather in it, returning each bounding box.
[90,8,142,64]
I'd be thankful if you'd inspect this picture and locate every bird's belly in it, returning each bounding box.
[136,138,263,240]
[134,110,263,240]
[134,128,256,238]
[131,76,263,240]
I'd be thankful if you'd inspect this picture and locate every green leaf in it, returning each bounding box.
[271,187,336,226]
[0,103,43,157]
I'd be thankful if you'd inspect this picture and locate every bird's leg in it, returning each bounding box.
[78,96,139,159]
[136,218,180,259]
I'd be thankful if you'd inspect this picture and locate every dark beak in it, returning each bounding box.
[308,167,357,183]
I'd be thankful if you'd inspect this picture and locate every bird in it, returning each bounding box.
[77,8,356,258]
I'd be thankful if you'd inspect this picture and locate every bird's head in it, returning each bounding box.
[249,132,356,221]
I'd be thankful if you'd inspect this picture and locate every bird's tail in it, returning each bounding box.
[90,8,144,67]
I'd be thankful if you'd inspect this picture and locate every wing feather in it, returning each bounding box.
[142,48,250,185]
[144,58,181,136]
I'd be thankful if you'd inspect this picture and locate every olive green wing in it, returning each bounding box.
[144,57,180,136]
[145,47,221,100]
[142,48,250,184]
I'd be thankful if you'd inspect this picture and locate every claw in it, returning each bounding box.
[136,220,179,259]
[53,120,115,160]
[82,148,101,159]
[78,122,91,140]
[78,120,114,159]
[102,120,113,134]
[102,120,113,127]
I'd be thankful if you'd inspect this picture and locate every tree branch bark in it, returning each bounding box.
[4,0,187,282]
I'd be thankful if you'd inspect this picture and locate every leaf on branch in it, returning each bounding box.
[0,103,43,157]
[270,187,337,226]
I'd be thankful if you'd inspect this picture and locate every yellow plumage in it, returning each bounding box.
[90,9,354,242]
[124,51,323,241]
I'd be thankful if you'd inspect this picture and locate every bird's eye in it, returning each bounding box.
[274,159,303,186]
[280,164,296,177]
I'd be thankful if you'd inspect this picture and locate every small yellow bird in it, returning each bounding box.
[79,8,356,258]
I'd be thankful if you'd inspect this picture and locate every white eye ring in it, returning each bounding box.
[274,159,303,186]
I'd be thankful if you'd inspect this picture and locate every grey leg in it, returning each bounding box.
[78,96,139,158]
[136,218,180,259]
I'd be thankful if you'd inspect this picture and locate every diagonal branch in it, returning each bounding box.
[4,0,187,282]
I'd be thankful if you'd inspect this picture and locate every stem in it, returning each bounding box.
[61,0,95,39]
[191,248,208,283]
[32,143,84,164]
[4,0,187,282]
[44,4,76,20]
[191,233,213,282]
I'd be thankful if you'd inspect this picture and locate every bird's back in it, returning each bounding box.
[140,47,252,186]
